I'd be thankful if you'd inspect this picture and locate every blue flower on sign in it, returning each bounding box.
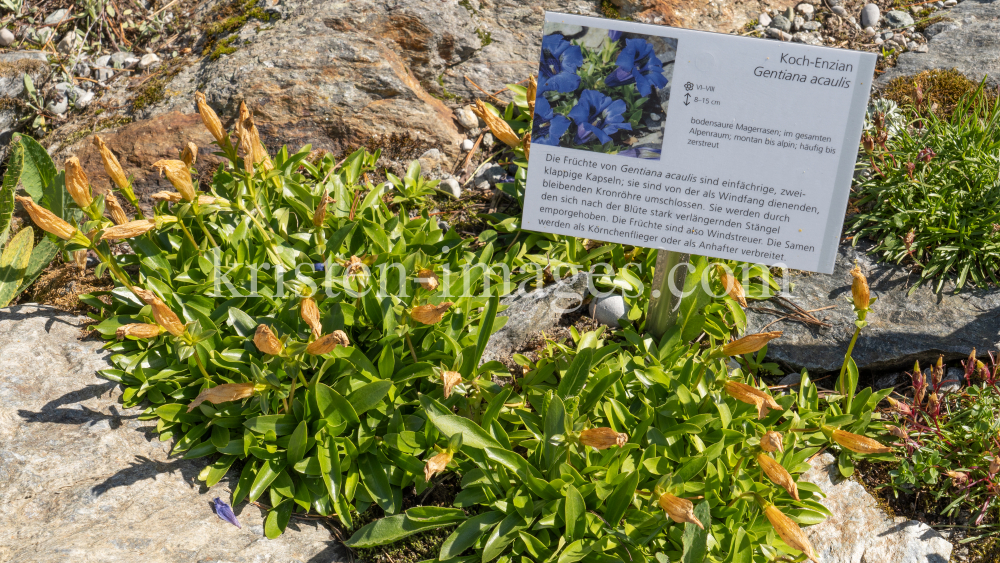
[607,29,623,41]
[212,497,242,528]
[568,90,632,145]
[603,38,668,97]
[538,34,583,94]
[532,97,571,146]
[617,145,662,159]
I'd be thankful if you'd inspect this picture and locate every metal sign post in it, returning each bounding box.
[646,249,690,340]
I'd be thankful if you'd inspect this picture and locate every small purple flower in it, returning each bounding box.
[603,38,668,97]
[567,90,632,145]
[212,497,242,528]
[608,29,623,41]
[532,97,571,146]
[617,145,662,159]
[314,262,326,272]
[537,34,583,94]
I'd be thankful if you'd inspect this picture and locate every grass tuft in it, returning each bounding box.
[882,69,996,121]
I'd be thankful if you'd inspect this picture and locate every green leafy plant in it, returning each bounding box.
[848,79,1000,292]
[386,160,441,213]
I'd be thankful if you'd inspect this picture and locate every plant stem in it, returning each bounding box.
[405,331,418,362]
[193,351,211,381]
[92,246,143,300]
[191,201,219,247]
[837,325,862,398]
[176,218,202,254]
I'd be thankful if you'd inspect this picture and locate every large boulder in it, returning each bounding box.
[878,0,1000,88]
[802,453,951,563]
[745,241,1000,373]
[0,305,346,563]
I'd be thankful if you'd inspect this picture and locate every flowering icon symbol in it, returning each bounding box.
[684,81,694,91]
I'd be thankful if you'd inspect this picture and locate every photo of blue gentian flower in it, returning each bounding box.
[603,38,669,97]
[532,97,572,146]
[531,24,676,160]
[568,90,632,145]
[538,34,583,94]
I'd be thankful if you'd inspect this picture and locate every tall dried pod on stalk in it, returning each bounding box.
[151,191,218,205]
[116,323,161,340]
[990,455,1000,476]
[195,92,227,146]
[134,289,186,336]
[763,504,819,563]
[885,424,908,441]
[101,219,157,241]
[300,297,322,339]
[526,74,537,116]
[187,382,256,412]
[235,101,273,173]
[442,371,463,399]
[471,99,520,148]
[715,264,747,308]
[521,131,530,160]
[964,348,977,381]
[16,196,84,242]
[885,396,912,416]
[830,428,892,454]
[724,380,779,419]
[306,331,350,355]
[719,331,782,357]
[926,392,939,414]
[72,249,87,269]
[93,135,130,191]
[253,324,284,355]
[411,302,453,325]
[313,192,331,227]
[913,360,927,406]
[931,355,944,388]
[850,263,870,310]
[757,453,799,500]
[181,142,198,167]
[65,157,93,209]
[760,431,784,453]
[579,427,628,450]
[105,193,129,225]
[658,493,704,529]
[152,160,196,202]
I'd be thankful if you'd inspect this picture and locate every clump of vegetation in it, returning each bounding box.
[848,79,1000,291]
[10,79,899,563]
[882,69,995,120]
[200,0,271,58]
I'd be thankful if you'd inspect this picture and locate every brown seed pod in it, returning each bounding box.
[760,431,784,453]
[300,297,322,339]
[716,264,747,308]
[150,191,218,205]
[757,453,800,500]
[723,380,781,419]
[181,142,199,167]
[100,219,156,241]
[441,370,463,399]
[235,101,273,174]
[764,504,819,563]
[134,288,186,337]
[721,331,782,357]
[115,323,161,341]
[526,74,537,116]
[411,302,454,325]
[186,382,256,412]
[105,192,129,225]
[850,263,870,310]
[152,160,196,202]
[424,451,453,481]
[65,156,93,209]
[658,493,704,529]
[416,269,439,291]
[16,196,79,241]
[306,332,347,355]
[471,99,520,148]
[831,428,892,454]
[93,135,131,191]
[579,427,628,450]
[195,92,227,145]
[313,192,331,227]
[253,324,284,355]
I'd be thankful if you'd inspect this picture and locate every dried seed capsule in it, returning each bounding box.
[885,396,912,416]
[715,264,747,308]
[253,324,283,355]
[16,196,80,241]
[831,428,892,454]
[416,269,439,291]
[720,331,782,357]
[115,323,161,341]
[763,504,819,563]
[300,297,322,339]
[471,99,520,148]
[150,191,218,205]
[65,156,93,209]
[658,493,704,529]
[424,450,454,481]
[760,431,784,453]
[181,142,198,167]
[152,160,196,202]
[313,192,331,227]
[187,382,256,412]
[100,219,156,240]
[850,263,870,310]
[105,192,129,225]
[442,370,463,399]
[134,288,186,336]
[195,92,227,145]
[411,302,454,325]
[526,74,537,116]
[93,135,129,191]
[306,332,345,355]
[579,427,628,450]
[757,453,799,501]
[724,380,781,419]
[235,101,273,173]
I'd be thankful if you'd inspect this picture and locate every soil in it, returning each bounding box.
[12,255,115,312]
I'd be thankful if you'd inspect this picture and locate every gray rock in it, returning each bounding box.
[874,37,885,45]
[767,27,793,41]
[944,0,957,6]
[801,21,823,31]
[886,10,915,28]
[861,3,881,28]
[878,0,1000,88]
[911,43,930,53]
[0,27,15,47]
[110,51,130,68]
[0,305,348,562]
[56,31,78,53]
[46,95,68,115]
[934,1,945,7]
[831,5,848,17]
[480,273,589,365]
[482,132,494,148]
[73,61,90,79]
[827,0,842,5]
[438,177,461,198]
[139,53,160,71]
[475,164,507,186]
[758,13,772,27]
[864,26,877,36]
[797,3,814,19]
[455,105,479,130]
[460,138,474,151]
[417,148,445,173]
[745,241,1000,373]
[32,27,53,45]
[770,14,792,32]
[437,220,450,233]
[777,372,802,387]
[882,30,895,40]
[93,55,112,81]
[589,294,630,328]
[938,367,964,393]
[43,8,69,24]
[802,453,952,563]
[73,89,94,109]
[792,15,805,31]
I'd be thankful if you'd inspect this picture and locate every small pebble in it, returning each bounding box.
[758,13,772,27]
[482,133,494,148]
[460,138,474,151]
[796,3,814,18]
[864,26,877,36]
[943,0,957,6]
[56,31,78,54]
[650,113,660,121]
[46,96,68,115]
[861,3,881,28]
[138,53,160,70]
[43,8,69,25]
[439,177,461,198]
[455,106,478,130]
[831,5,848,17]
[0,28,13,47]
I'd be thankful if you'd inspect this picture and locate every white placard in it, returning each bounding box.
[524,12,876,274]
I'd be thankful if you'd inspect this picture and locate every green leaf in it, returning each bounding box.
[682,501,711,563]
[420,395,501,449]
[439,511,505,559]
[0,227,33,307]
[0,140,22,247]
[244,414,299,435]
[344,512,462,548]
[564,483,585,542]
[603,470,639,527]
[286,420,308,465]
[472,295,500,374]
[404,506,466,523]
[557,540,591,563]
[12,236,59,302]
[360,453,397,514]
[677,258,710,341]
[249,460,286,502]
[315,382,360,424]
[348,379,392,414]
[481,513,530,562]
[556,348,594,399]
[16,134,55,201]
[265,499,292,539]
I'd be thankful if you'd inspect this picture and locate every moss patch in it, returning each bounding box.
[881,68,996,120]
[600,0,622,19]
[200,0,273,58]
[210,35,239,60]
